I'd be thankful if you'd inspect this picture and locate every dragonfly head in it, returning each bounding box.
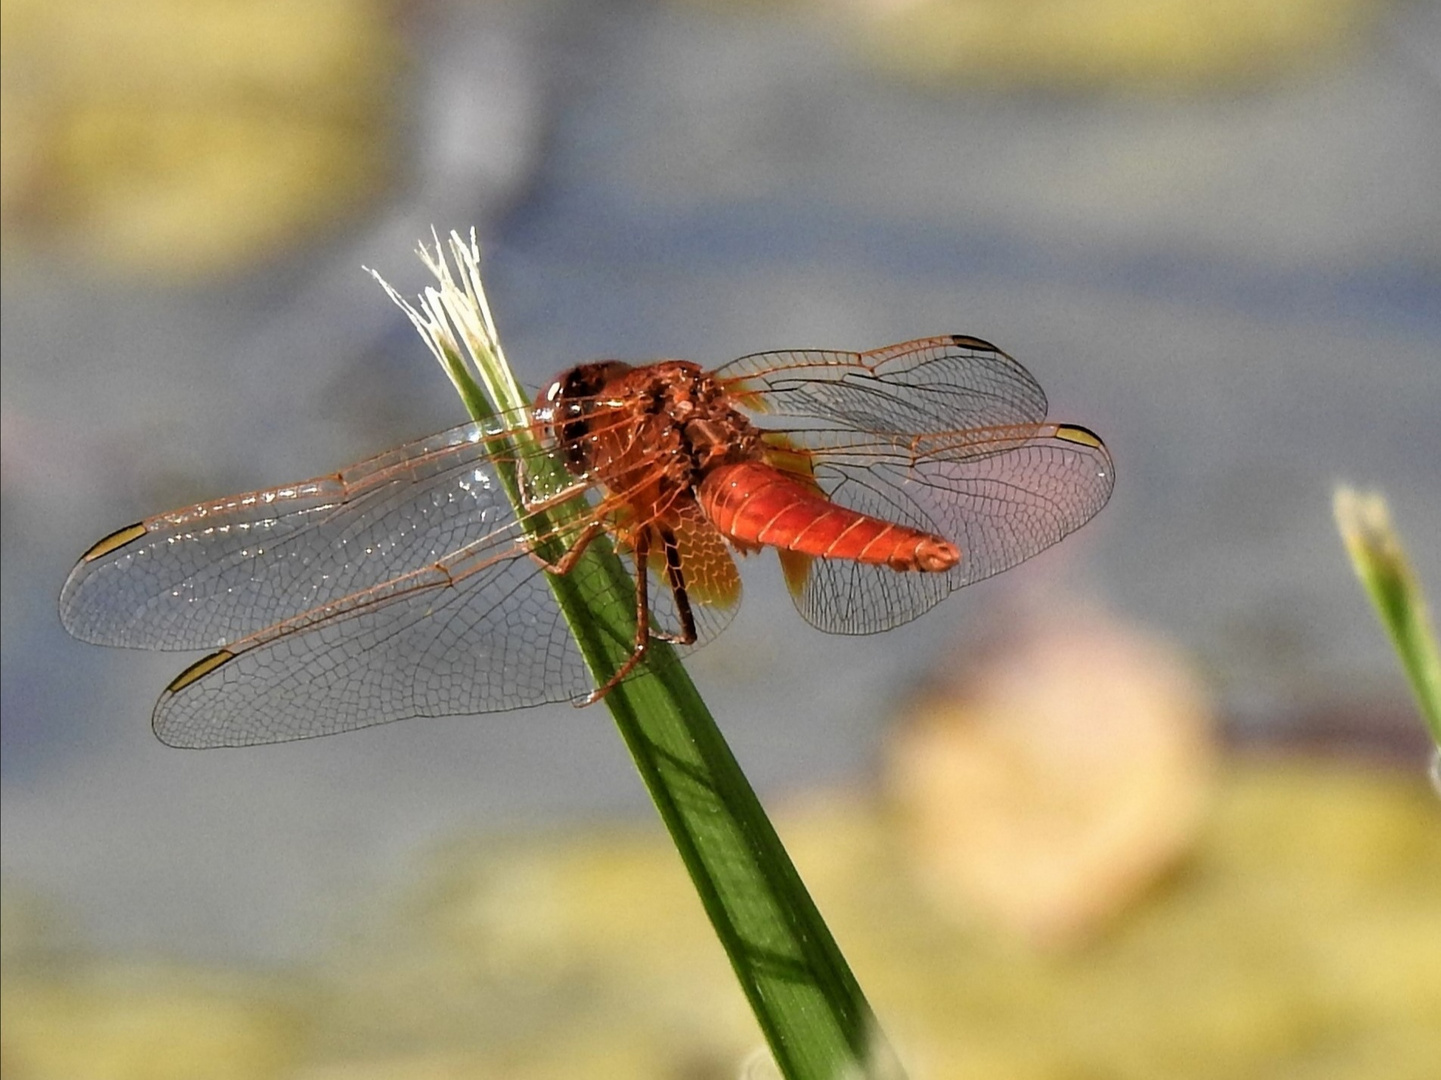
[535,361,634,472]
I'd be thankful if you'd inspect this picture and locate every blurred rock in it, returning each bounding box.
[886,606,1216,946]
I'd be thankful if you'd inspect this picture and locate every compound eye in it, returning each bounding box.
[533,376,569,432]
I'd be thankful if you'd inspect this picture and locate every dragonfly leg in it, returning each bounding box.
[516,456,591,514]
[584,526,657,702]
[527,519,604,576]
[581,525,698,705]
[651,525,697,647]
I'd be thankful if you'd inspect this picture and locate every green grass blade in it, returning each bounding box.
[1333,485,1441,748]
[373,230,901,1079]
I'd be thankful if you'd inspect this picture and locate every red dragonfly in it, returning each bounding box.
[60,336,1113,748]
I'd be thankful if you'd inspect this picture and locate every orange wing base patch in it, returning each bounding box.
[759,433,823,598]
[776,548,815,599]
[644,503,742,610]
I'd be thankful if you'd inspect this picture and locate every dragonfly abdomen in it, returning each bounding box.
[697,462,958,572]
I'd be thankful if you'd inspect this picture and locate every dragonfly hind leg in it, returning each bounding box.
[652,525,697,646]
[583,525,697,704]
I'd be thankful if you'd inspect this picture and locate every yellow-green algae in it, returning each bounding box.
[4,758,1438,1078]
[0,0,397,277]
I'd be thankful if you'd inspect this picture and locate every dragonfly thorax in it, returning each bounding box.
[538,359,762,492]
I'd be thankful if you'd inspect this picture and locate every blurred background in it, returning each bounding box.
[2,0,1439,1076]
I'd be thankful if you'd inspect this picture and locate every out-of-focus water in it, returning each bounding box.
[2,0,1438,963]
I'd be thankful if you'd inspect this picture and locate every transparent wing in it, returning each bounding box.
[62,412,743,745]
[779,424,1114,633]
[717,336,1110,632]
[716,335,1048,436]
[59,420,549,651]
[149,502,742,746]
[150,532,607,747]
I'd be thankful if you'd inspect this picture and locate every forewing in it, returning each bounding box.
[782,425,1115,634]
[59,421,560,651]
[140,453,746,744]
[151,531,613,746]
[716,336,1048,435]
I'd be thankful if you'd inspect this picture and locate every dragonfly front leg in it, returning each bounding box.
[583,526,654,702]
[527,519,604,577]
[516,454,591,516]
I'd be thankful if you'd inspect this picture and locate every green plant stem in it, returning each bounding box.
[378,232,898,1078]
[1334,485,1441,748]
